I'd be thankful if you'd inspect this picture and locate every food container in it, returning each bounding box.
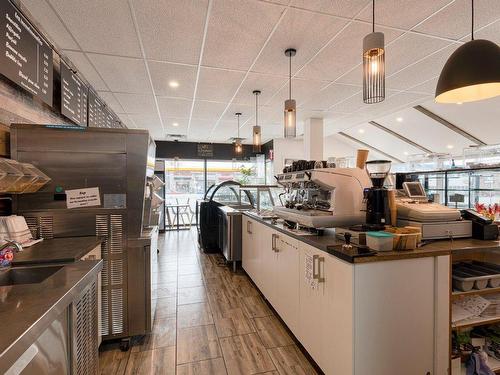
[0,158,23,191]
[4,160,37,193]
[385,226,422,250]
[20,164,51,193]
[366,231,394,252]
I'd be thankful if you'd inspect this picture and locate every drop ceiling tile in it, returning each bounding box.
[196,67,245,102]
[97,91,124,114]
[386,44,456,91]
[63,50,108,91]
[297,22,402,81]
[191,100,227,120]
[266,78,328,107]
[301,83,361,110]
[415,0,500,40]
[356,0,452,30]
[21,0,78,49]
[148,61,197,98]
[376,107,476,154]
[384,34,451,76]
[114,93,156,114]
[473,19,500,45]
[335,64,362,86]
[408,77,439,95]
[252,7,348,75]
[233,73,287,106]
[48,0,142,57]
[116,113,137,129]
[423,96,500,145]
[290,0,370,18]
[202,0,285,70]
[219,103,254,123]
[163,117,189,133]
[128,112,162,131]
[132,0,208,64]
[87,54,151,94]
[157,97,192,119]
[328,91,364,113]
[360,91,430,119]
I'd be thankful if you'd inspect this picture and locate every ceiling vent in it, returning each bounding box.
[166,134,186,140]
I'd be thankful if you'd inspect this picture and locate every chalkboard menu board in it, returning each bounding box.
[61,63,88,126]
[0,0,53,105]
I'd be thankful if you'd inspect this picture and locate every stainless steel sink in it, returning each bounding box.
[0,266,63,287]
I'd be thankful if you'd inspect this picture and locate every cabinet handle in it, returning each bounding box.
[313,255,325,283]
[275,234,279,252]
[271,233,277,252]
[247,221,252,234]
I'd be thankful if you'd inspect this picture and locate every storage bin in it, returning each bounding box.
[366,231,394,251]
[385,226,421,250]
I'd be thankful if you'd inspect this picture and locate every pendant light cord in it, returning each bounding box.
[471,0,474,40]
[289,54,292,100]
[372,0,375,33]
[237,114,240,138]
[255,93,259,127]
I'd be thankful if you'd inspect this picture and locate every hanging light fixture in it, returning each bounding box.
[435,0,500,103]
[234,112,243,155]
[252,90,262,153]
[362,0,385,104]
[284,48,297,138]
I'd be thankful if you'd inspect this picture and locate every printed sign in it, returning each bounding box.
[66,187,101,209]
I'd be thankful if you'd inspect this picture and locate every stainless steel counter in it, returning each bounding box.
[12,236,103,266]
[0,260,102,374]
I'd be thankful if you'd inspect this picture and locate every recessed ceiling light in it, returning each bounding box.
[172,122,179,127]
[457,102,463,105]
[447,144,454,149]
[396,117,403,122]
[169,80,179,88]
[404,151,409,155]
[358,129,365,133]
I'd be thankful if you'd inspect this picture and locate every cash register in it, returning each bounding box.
[396,181,472,239]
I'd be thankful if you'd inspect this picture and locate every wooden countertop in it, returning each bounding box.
[243,212,500,263]
[12,236,104,266]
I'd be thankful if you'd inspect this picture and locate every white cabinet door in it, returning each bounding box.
[258,223,278,305]
[298,242,326,367]
[242,216,253,278]
[275,235,300,334]
[321,254,354,375]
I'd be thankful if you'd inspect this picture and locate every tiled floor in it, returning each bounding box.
[99,229,318,375]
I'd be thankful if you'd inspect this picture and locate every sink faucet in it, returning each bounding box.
[0,240,23,253]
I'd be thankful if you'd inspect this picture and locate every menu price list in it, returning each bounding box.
[61,63,88,126]
[0,0,53,106]
[88,90,121,128]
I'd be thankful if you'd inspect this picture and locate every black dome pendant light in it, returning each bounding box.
[362,0,385,104]
[435,0,500,103]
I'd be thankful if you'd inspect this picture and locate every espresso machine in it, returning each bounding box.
[364,160,392,230]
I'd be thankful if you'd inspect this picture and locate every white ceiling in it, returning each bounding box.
[20,0,500,158]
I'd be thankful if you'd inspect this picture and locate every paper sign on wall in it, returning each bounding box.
[66,187,101,209]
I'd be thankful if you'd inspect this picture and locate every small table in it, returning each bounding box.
[165,204,191,231]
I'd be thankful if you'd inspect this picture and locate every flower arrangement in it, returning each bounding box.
[474,203,500,221]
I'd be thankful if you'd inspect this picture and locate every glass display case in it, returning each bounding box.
[239,185,282,211]
[402,167,500,213]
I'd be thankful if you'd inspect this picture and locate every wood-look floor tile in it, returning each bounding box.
[208,292,242,319]
[177,302,214,328]
[177,325,221,364]
[178,273,204,288]
[240,295,273,318]
[214,307,256,338]
[178,286,207,305]
[253,316,294,348]
[157,262,178,271]
[179,256,200,265]
[176,357,227,375]
[132,317,176,352]
[154,297,176,319]
[99,347,129,375]
[125,346,175,375]
[268,345,318,375]
[156,283,177,299]
[219,333,276,375]
[153,271,177,284]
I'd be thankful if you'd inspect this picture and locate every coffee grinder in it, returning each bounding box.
[364,160,392,230]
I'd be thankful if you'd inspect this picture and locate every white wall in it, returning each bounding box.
[273,138,304,175]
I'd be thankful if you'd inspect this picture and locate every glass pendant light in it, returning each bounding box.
[363,0,385,104]
[284,48,297,138]
[252,90,262,153]
[234,112,242,155]
[435,0,500,103]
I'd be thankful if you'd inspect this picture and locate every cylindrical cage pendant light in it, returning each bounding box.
[284,48,297,138]
[363,0,385,104]
[252,90,262,153]
[234,112,242,154]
